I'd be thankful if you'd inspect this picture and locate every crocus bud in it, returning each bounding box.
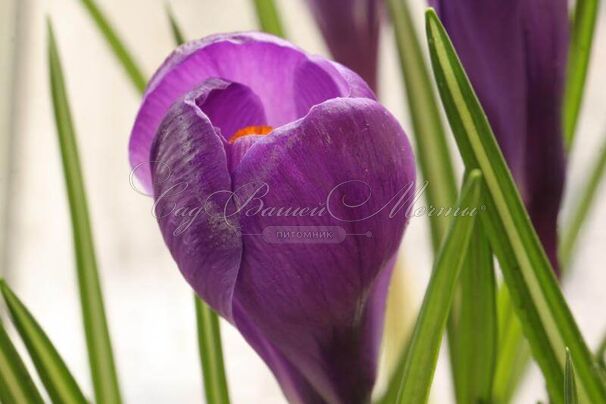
[431,0,568,272]
[306,0,382,92]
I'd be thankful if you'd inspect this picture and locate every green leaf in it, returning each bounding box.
[468,21,606,404]
[48,21,122,404]
[0,315,44,404]
[0,281,88,404]
[165,4,185,46]
[385,1,460,397]
[560,133,606,269]
[564,0,601,151]
[165,19,231,404]
[251,0,286,37]
[395,170,482,404]
[494,136,606,401]
[453,224,497,403]
[566,348,580,404]
[497,110,606,404]
[425,9,606,403]
[77,0,146,93]
[195,297,230,404]
[492,287,531,403]
[597,333,606,375]
[386,0,457,252]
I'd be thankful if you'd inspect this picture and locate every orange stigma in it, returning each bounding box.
[229,125,273,143]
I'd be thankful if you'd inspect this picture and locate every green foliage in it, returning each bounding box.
[425,9,606,403]
[48,21,122,404]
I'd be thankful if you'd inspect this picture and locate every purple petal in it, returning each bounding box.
[433,0,568,271]
[306,0,382,91]
[230,98,415,402]
[189,78,267,140]
[130,32,374,193]
[234,257,396,404]
[233,306,325,403]
[311,57,376,100]
[149,87,242,319]
[293,59,342,118]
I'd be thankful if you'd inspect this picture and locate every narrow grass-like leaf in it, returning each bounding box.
[385,1,460,396]
[566,348,580,404]
[564,0,601,151]
[453,224,496,403]
[77,0,146,93]
[195,297,230,404]
[493,136,606,401]
[395,170,482,404]
[0,281,87,404]
[425,9,606,403]
[165,4,186,47]
[166,20,231,404]
[0,315,44,404]
[560,134,606,268]
[597,333,606,375]
[492,287,531,403]
[48,21,122,404]
[251,0,286,37]
[502,12,606,388]
[386,0,457,252]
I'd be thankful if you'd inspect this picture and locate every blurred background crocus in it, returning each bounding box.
[306,0,383,92]
[129,33,416,403]
[431,0,569,272]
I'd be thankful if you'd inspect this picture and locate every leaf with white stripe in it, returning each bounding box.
[425,9,606,404]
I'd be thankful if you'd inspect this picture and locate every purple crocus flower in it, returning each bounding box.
[129,33,415,403]
[431,0,568,272]
[306,0,382,91]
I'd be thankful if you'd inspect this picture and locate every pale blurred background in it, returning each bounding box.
[0,0,604,403]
